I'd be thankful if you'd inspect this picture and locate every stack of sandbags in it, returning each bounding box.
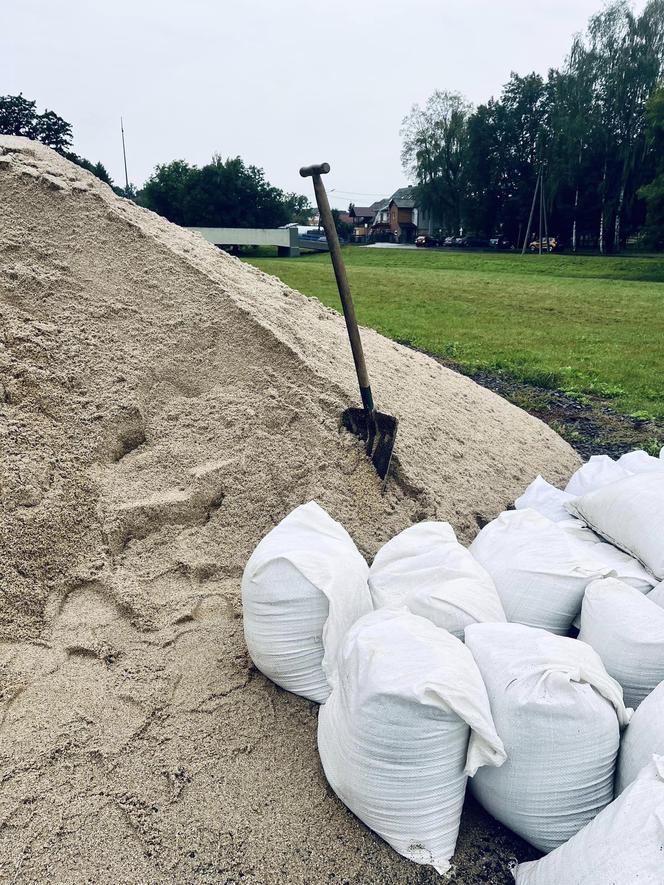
[617,681,664,793]
[318,609,506,874]
[468,510,613,634]
[465,622,630,852]
[565,473,664,581]
[241,501,371,702]
[515,756,664,884]
[368,522,506,640]
[241,456,662,876]
[578,578,664,708]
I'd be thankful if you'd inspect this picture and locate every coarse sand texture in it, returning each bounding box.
[0,137,579,884]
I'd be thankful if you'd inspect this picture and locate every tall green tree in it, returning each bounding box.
[401,90,472,234]
[639,84,664,247]
[0,93,114,187]
[139,155,309,229]
[139,160,196,226]
[0,94,73,150]
[547,38,598,251]
[464,101,503,237]
[576,0,664,250]
[494,73,548,245]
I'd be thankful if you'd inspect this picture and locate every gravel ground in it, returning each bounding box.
[420,352,663,462]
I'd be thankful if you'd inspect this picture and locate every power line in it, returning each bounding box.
[330,188,391,197]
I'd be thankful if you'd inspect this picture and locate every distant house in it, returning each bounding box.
[349,201,385,243]
[370,187,439,244]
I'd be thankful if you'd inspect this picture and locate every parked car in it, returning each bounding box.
[529,236,561,252]
[443,236,457,247]
[415,234,440,248]
[460,236,490,248]
[490,237,514,250]
[452,236,465,247]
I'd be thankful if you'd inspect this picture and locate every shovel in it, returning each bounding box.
[300,162,398,482]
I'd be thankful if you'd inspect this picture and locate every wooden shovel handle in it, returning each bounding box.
[302,163,374,414]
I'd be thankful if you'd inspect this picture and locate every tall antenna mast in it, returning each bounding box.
[120,117,129,192]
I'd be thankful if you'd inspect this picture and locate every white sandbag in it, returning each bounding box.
[318,609,506,874]
[617,449,664,474]
[578,577,664,708]
[566,472,664,579]
[647,580,664,608]
[241,501,371,703]
[564,454,632,496]
[514,475,575,523]
[616,681,664,793]
[469,509,613,634]
[465,622,629,853]
[565,455,631,497]
[368,522,506,640]
[559,519,656,595]
[515,756,664,885]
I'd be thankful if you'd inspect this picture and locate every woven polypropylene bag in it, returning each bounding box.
[578,577,664,708]
[242,501,370,703]
[565,472,664,580]
[515,756,664,884]
[469,509,613,634]
[318,609,506,874]
[465,622,629,853]
[368,521,506,640]
[514,475,575,523]
[560,521,656,596]
[648,580,664,608]
[617,449,664,474]
[565,455,631,497]
[616,681,664,793]
[564,455,632,496]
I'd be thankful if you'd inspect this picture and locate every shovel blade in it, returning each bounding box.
[341,408,398,482]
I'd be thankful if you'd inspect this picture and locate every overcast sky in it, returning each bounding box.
[2,0,647,208]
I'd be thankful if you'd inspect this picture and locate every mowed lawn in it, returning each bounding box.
[246,248,664,420]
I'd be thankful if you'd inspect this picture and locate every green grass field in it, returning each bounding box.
[246,248,664,420]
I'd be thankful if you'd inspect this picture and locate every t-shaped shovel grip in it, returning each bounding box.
[299,163,330,178]
[299,162,375,416]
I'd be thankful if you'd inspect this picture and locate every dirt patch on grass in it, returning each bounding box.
[401,346,664,461]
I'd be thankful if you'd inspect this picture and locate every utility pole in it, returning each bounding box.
[120,117,129,192]
[522,168,541,255]
[538,169,543,255]
[542,169,549,250]
[521,165,549,256]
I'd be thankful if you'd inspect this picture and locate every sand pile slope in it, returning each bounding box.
[0,137,577,884]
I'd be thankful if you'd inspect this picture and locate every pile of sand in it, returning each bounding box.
[0,137,578,884]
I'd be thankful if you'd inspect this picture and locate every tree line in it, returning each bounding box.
[401,0,664,251]
[138,157,309,229]
[0,94,310,228]
[0,93,117,189]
